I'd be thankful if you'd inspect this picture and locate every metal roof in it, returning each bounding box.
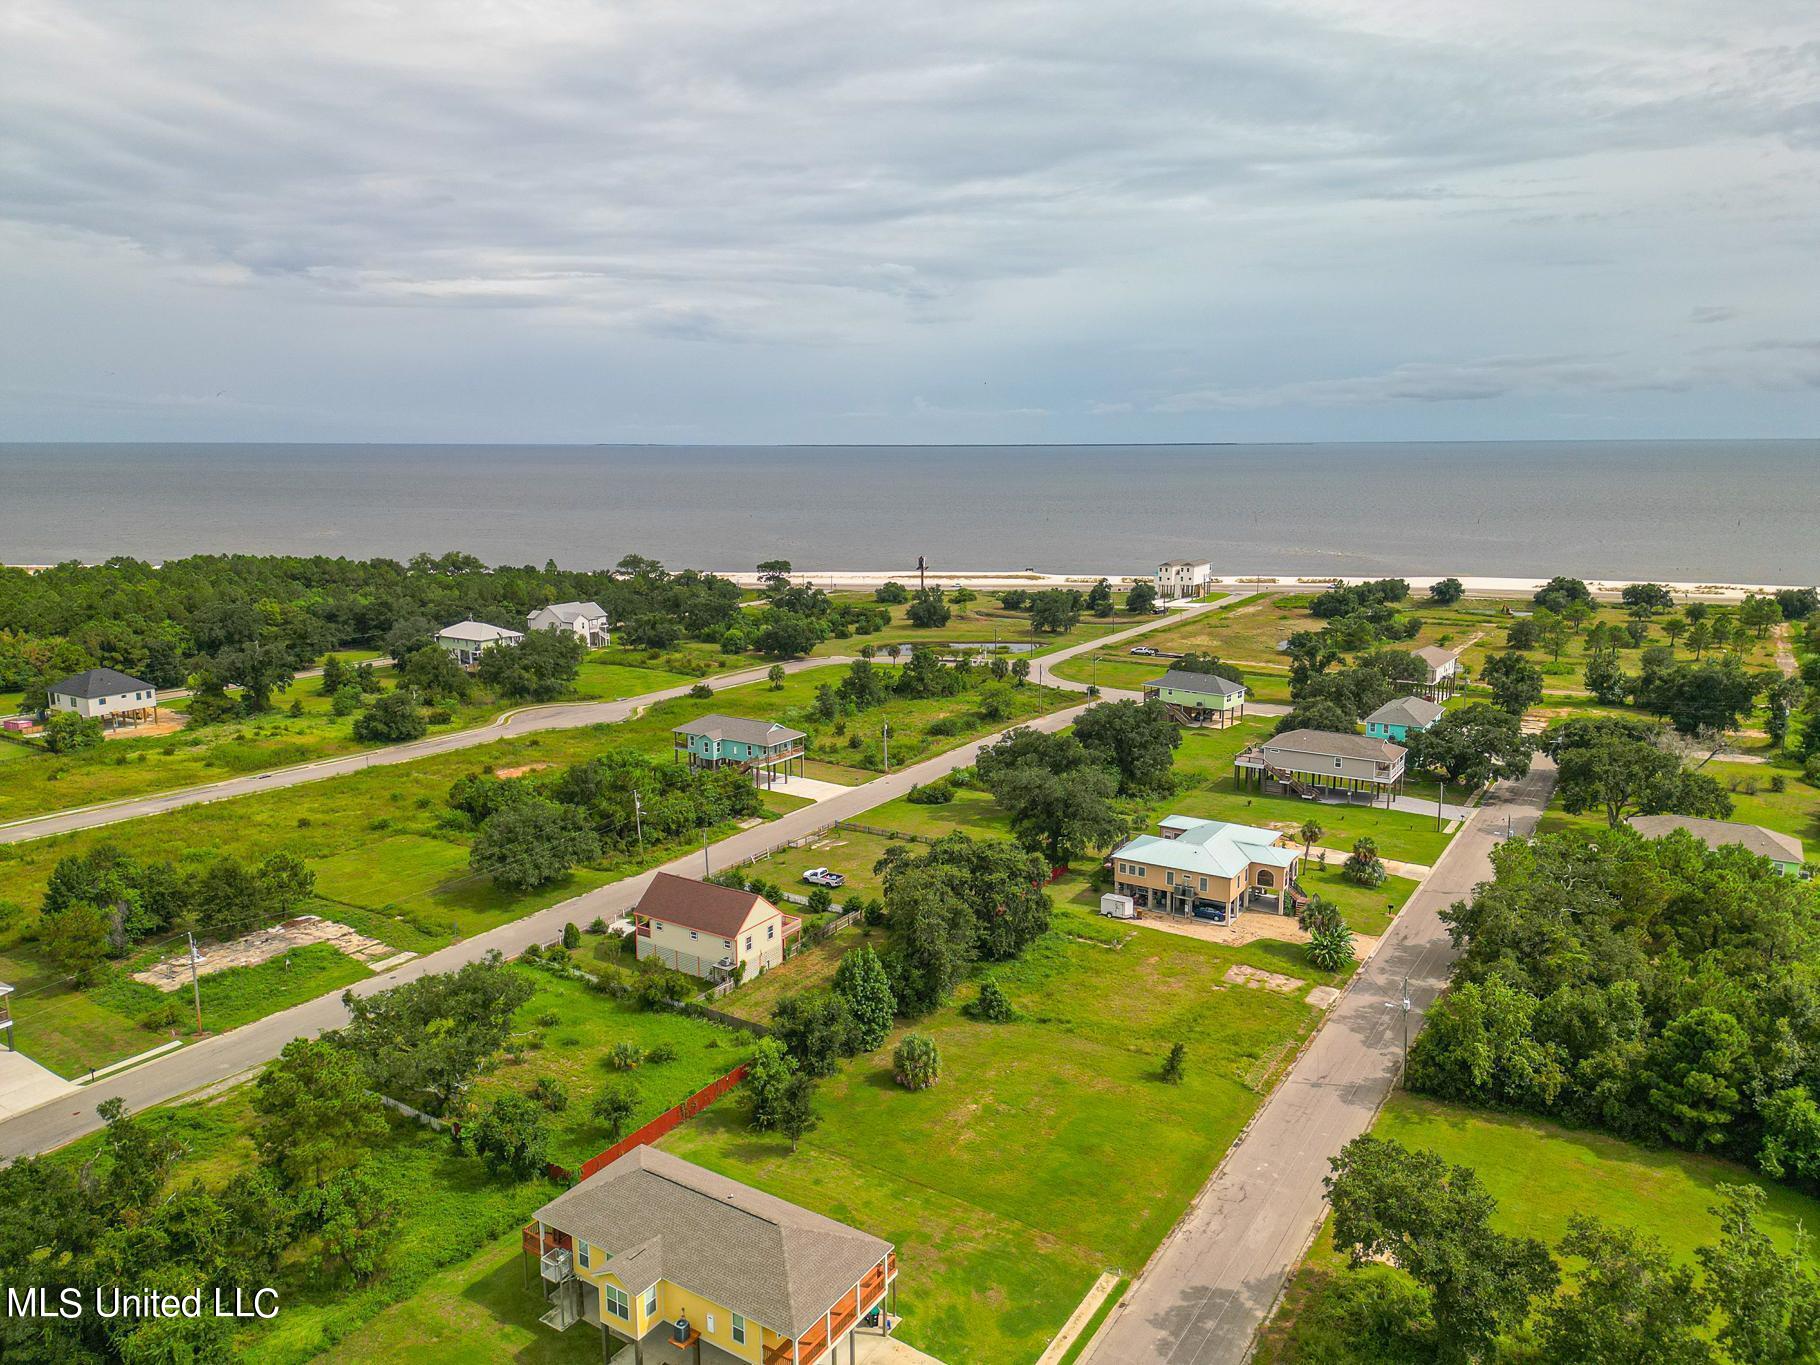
[1115,817,1298,879]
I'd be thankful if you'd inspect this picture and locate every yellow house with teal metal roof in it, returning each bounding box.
[528,1147,898,1365]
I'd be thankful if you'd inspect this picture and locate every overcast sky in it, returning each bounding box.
[2,0,1817,444]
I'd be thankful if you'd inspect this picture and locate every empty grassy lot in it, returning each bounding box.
[806,594,1160,660]
[39,968,741,1365]
[0,670,1074,1076]
[664,905,1356,1364]
[1256,1091,1820,1363]
[0,657,697,826]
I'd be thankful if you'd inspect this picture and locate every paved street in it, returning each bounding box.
[0,593,1234,1159]
[0,656,840,846]
[1084,756,1557,1365]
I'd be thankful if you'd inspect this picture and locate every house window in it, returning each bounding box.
[603,1285,629,1320]
[689,930,698,940]
[644,1286,657,1317]
[1165,870,1174,885]
[767,924,775,940]
[732,1314,747,1345]
[723,939,733,950]
[578,1241,592,1270]
[745,935,753,951]
[1199,877,1208,891]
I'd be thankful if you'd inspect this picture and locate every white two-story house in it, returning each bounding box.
[527,600,611,648]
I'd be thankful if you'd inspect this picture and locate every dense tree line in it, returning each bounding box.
[33,843,315,987]
[0,550,743,700]
[1315,1134,1820,1364]
[1410,826,1820,1182]
[452,749,764,888]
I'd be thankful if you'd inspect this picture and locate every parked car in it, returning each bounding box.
[801,867,845,888]
[1129,645,1159,656]
[1191,903,1228,923]
[1151,603,1169,614]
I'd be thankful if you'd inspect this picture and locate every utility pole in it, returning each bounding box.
[917,555,926,594]
[186,932,205,1034]
[632,789,644,854]
[1385,971,1412,1072]
[1436,779,1445,831]
[882,721,890,773]
[701,819,712,877]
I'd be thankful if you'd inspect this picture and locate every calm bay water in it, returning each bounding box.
[0,441,1813,581]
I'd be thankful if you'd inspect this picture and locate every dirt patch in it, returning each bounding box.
[133,915,394,991]
[104,716,188,740]
[1224,963,1306,994]
[1137,909,1309,949]
[494,762,554,779]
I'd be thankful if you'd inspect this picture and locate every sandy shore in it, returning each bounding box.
[726,569,1806,601]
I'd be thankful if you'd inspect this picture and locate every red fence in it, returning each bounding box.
[548,1063,750,1184]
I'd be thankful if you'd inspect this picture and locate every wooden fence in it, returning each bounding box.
[547,1062,750,1184]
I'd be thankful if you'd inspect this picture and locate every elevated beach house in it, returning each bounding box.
[1236,728,1407,805]
[1155,559,1213,601]
[1364,695,1444,742]
[528,1146,898,1365]
[1412,646,1463,699]
[435,619,524,669]
[43,667,159,728]
[1143,668,1248,727]
[1109,815,1304,920]
[633,872,800,980]
[673,714,806,787]
[1628,815,1807,876]
[527,600,611,648]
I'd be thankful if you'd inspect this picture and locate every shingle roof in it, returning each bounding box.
[1365,696,1445,729]
[1413,646,1459,668]
[636,872,776,938]
[1117,816,1297,878]
[1265,728,1406,762]
[673,713,806,746]
[532,600,607,623]
[45,667,155,700]
[1628,815,1804,865]
[437,619,523,643]
[534,1147,891,1336]
[1146,669,1245,697]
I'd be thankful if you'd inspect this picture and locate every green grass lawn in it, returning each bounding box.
[37,966,750,1365]
[1257,1091,1820,1362]
[0,670,1076,1075]
[1295,861,1417,937]
[665,907,1355,1364]
[805,600,1158,660]
[0,657,697,827]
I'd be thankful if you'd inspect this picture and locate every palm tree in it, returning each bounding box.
[1297,819,1324,857]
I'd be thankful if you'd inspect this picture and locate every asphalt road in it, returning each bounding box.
[1084,755,1558,1365]
[0,657,842,846]
[0,595,1240,1159]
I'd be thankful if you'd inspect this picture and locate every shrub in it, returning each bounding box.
[1343,838,1387,888]
[142,997,185,1032]
[591,1082,637,1140]
[561,922,581,950]
[645,1042,678,1065]
[586,916,609,934]
[689,682,714,699]
[529,1075,570,1113]
[1805,753,1820,787]
[470,1093,551,1179]
[425,708,453,725]
[607,1040,645,1070]
[805,886,834,915]
[1161,1041,1187,1084]
[893,1033,941,1090]
[906,780,954,805]
[1307,923,1357,972]
[535,1010,560,1028]
[966,977,1015,1022]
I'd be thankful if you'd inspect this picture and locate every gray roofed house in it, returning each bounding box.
[43,667,159,724]
[1143,668,1249,728]
[674,714,808,787]
[1239,727,1408,804]
[435,618,525,667]
[529,1146,897,1360]
[527,600,611,646]
[1365,696,1445,740]
[1628,815,1806,874]
[1146,669,1245,697]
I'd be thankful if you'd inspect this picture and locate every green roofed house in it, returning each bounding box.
[1627,815,1807,876]
[1364,695,1444,743]
[1143,668,1248,728]
[673,714,807,788]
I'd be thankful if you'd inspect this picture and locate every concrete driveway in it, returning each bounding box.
[0,1050,79,1121]
[1084,756,1558,1365]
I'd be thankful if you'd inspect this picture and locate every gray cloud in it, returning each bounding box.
[0,0,1817,439]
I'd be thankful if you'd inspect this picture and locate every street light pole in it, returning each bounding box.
[187,932,205,1034]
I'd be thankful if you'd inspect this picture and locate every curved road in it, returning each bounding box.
[0,594,1246,1159]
